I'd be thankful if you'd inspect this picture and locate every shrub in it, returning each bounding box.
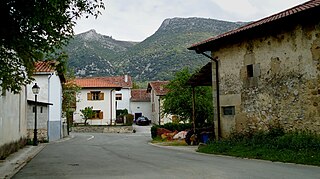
[125,114,134,125]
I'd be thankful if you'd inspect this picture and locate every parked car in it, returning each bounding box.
[135,116,150,126]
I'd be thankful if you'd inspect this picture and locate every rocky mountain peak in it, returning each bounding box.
[78,29,105,41]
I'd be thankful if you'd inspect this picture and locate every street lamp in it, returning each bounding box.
[32,83,40,146]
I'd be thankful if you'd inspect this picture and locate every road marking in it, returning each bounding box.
[87,135,94,141]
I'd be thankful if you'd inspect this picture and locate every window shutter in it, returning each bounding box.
[87,93,92,100]
[99,93,104,100]
[99,111,103,119]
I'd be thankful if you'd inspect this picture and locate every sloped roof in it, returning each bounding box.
[75,75,132,88]
[147,81,169,96]
[189,0,320,52]
[131,89,151,102]
[188,62,212,87]
[34,61,66,83]
[34,61,56,72]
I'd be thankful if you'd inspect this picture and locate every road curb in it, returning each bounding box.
[148,142,198,153]
[0,144,46,179]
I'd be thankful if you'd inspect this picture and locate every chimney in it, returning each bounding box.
[124,75,128,83]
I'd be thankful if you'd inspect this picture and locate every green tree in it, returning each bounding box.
[163,68,213,126]
[80,106,95,125]
[62,69,81,132]
[0,0,105,93]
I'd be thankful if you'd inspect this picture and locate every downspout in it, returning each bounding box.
[47,73,53,141]
[158,97,161,125]
[192,87,196,133]
[110,89,114,125]
[197,51,221,139]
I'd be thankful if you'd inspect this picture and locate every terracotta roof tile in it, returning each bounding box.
[147,81,169,96]
[189,0,320,51]
[75,75,132,88]
[131,89,151,102]
[34,61,56,72]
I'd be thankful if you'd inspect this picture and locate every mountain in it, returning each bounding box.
[66,29,138,76]
[65,17,245,81]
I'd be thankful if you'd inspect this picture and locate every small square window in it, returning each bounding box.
[222,106,235,115]
[247,64,254,77]
[116,94,122,100]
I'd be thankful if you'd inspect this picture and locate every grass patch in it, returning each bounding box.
[198,129,320,166]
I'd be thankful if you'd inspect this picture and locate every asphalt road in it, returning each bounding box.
[14,127,320,179]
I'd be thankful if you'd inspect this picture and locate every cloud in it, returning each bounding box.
[73,0,308,41]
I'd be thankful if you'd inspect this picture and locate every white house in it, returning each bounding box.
[130,89,151,121]
[0,87,28,159]
[147,81,172,125]
[74,75,132,125]
[27,61,65,142]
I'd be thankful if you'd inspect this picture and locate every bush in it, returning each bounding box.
[125,114,134,125]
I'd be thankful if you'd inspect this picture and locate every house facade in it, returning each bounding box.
[147,81,172,125]
[74,75,132,125]
[26,61,65,141]
[130,89,152,121]
[0,87,28,158]
[188,0,320,138]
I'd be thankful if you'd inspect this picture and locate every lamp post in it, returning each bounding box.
[32,83,40,146]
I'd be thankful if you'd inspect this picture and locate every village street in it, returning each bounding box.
[12,126,320,179]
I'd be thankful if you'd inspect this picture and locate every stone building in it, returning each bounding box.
[188,0,320,138]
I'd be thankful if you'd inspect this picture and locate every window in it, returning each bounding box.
[116,94,122,100]
[222,106,235,115]
[87,91,104,101]
[40,107,43,113]
[91,110,103,119]
[247,64,254,77]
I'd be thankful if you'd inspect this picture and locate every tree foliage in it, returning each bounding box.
[0,0,105,93]
[163,68,213,125]
[80,106,95,125]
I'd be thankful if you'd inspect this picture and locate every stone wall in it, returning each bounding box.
[72,126,133,133]
[213,21,320,137]
[27,129,48,142]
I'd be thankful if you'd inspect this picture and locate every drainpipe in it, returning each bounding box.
[192,87,196,133]
[110,89,114,125]
[196,51,221,139]
[47,73,53,142]
[158,97,161,125]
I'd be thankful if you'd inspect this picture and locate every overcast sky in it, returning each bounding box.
[74,0,309,42]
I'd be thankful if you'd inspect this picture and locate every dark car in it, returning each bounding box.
[135,116,150,126]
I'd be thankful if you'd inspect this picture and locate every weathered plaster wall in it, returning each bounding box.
[0,87,27,148]
[214,22,320,137]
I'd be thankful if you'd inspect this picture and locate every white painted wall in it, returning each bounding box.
[130,101,152,120]
[74,88,116,125]
[116,88,131,113]
[150,92,172,125]
[27,72,63,141]
[0,87,27,146]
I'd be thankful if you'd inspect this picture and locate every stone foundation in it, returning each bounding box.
[72,126,133,133]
